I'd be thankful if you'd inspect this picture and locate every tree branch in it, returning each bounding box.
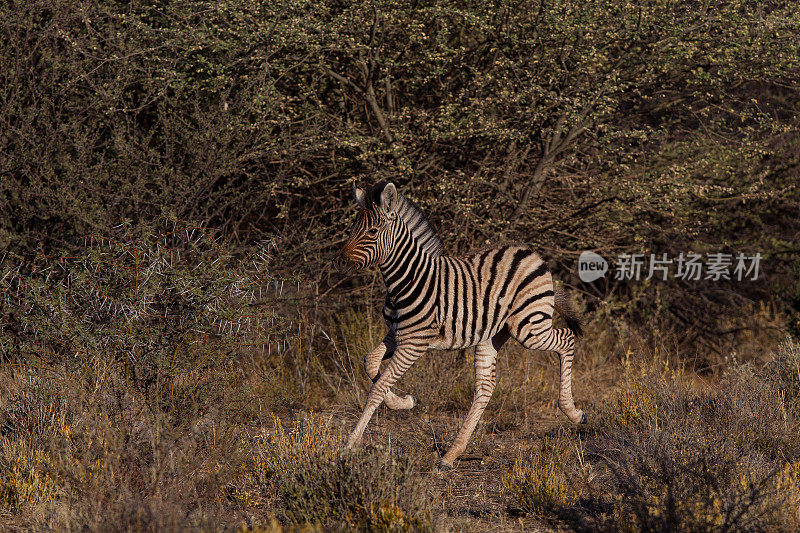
[319,7,395,146]
[513,103,596,220]
[321,66,363,95]
[512,151,555,220]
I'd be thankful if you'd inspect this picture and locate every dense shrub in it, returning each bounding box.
[501,340,800,530]
[0,220,306,529]
[1,0,798,346]
[767,336,800,409]
[603,431,783,532]
[0,218,296,397]
[589,341,800,531]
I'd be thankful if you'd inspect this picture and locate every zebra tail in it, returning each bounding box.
[554,286,583,338]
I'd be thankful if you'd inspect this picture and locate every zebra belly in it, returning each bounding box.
[431,295,512,350]
[428,330,499,350]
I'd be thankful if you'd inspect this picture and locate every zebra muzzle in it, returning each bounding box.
[334,252,359,274]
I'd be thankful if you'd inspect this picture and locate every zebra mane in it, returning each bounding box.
[366,183,444,257]
[395,194,445,257]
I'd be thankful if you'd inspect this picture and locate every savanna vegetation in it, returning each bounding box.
[1,0,799,530]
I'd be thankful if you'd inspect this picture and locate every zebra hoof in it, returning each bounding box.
[344,434,362,449]
[579,412,587,424]
[398,393,417,410]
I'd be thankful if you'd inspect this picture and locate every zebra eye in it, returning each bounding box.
[367,228,379,237]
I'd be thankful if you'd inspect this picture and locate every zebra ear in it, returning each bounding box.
[380,182,399,213]
[353,182,367,208]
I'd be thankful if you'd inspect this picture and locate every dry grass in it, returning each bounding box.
[235,413,431,531]
[503,437,580,516]
[1,244,798,531]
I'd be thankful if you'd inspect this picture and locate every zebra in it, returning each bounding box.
[336,181,586,471]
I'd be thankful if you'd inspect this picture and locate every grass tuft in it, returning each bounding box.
[504,437,579,516]
[240,414,432,532]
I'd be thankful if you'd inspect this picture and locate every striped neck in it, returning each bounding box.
[379,217,437,306]
[392,194,443,257]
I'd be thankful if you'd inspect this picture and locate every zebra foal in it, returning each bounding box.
[336,181,585,471]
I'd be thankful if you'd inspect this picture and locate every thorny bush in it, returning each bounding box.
[0,218,299,395]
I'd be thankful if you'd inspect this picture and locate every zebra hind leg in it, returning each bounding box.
[518,326,586,424]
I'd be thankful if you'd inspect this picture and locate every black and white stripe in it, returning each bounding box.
[339,181,585,470]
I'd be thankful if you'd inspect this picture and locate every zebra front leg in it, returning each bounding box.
[346,345,425,449]
[364,333,417,410]
[439,342,497,470]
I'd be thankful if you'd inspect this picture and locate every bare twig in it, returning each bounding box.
[320,7,395,146]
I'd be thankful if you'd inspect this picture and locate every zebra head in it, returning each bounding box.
[336,181,399,273]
